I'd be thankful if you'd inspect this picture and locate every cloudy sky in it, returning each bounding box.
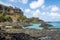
[0,0,60,21]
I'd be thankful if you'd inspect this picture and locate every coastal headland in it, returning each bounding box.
[0,4,60,40]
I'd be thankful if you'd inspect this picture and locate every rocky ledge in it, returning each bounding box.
[0,28,60,40]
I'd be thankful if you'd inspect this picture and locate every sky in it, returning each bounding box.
[0,0,60,21]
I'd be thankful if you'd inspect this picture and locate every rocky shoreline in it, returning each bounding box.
[0,28,60,40]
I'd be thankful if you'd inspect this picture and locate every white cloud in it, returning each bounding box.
[43,12,60,18]
[9,0,28,4]
[49,13,60,17]
[20,0,28,4]
[25,9,31,13]
[33,10,40,17]
[37,11,60,21]
[42,12,46,15]
[41,12,60,19]
[41,5,59,12]
[41,5,45,9]
[0,1,13,7]
[30,0,44,9]
[51,6,59,12]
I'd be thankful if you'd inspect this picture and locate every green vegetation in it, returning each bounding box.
[28,17,43,23]
[0,4,24,22]
[0,13,12,22]
[4,16,12,22]
[0,14,5,22]
[0,4,42,23]
[17,15,27,22]
[0,4,52,29]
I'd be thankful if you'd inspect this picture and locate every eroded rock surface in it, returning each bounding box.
[0,29,60,40]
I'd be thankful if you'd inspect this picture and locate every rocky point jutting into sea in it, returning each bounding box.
[0,4,60,40]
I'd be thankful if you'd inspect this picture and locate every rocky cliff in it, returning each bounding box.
[0,4,23,22]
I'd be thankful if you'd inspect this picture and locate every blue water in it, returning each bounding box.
[24,22,60,29]
[48,22,60,28]
[25,23,43,29]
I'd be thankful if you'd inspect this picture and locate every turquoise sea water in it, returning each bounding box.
[48,22,60,28]
[25,23,43,29]
[25,22,60,29]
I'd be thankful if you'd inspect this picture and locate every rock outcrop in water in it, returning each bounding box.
[0,4,44,28]
[39,22,53,29]
[0,4,59,40]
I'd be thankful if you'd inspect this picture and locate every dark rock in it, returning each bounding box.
[0,29,60,40]
[40,23,53,28]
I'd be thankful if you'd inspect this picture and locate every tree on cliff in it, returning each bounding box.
[4,15,12,22]
[17,16,27,22]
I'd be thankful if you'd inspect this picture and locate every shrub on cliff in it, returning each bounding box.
[4,16,12,22]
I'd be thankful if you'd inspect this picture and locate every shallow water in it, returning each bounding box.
[24,22,60,29]
[24,23,43,29]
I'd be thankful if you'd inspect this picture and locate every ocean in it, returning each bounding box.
[25,22,60,29]
[47,22,60,28]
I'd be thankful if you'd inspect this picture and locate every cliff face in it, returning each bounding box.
[0,4,23,14]
[0,4,23,22]
[0,4,44,23]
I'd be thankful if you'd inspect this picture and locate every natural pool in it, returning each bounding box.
[24,23,43,29]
